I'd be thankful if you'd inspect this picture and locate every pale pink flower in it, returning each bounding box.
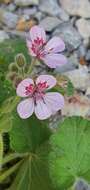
[16,75,64,120]
[26,25,67,68]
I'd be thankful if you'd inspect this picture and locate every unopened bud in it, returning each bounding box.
[15,53,26,68]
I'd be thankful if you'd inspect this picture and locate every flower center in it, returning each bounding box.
[25,81,49,101]
[31,37,46,59]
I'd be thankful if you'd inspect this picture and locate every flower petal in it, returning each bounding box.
[44,92,64,113]
[45,37,65,53]
[16,78,34,97]
[26,40,36,57]
[30,25,46,43]
[36,75,56,89]
[43,53,67,68]
[35,99,52,120]
[17,98,34,119]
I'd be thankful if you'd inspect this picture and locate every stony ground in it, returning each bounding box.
[0,0,90,189]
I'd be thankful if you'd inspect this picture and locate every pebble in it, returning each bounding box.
[40,16,62,32]
[14,0,39,6]
[23,7,37,16]
[6,3,16,12]
[58,7,69,21]
[16,17,37,31]
[63,65,90,90]
[39,0,63,16]
[59,0,90,18]
[76,18,90,39]
[0,30,9,42]
[53,22,81,51]
[55,53,79,73]
[86,87,90,97]
[0,10,19,29]
[86,50,90,61]
[74,179,89,190]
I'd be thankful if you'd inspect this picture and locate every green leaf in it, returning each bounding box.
[66,80,74,96]
[8,143,55,190]
[0,114,12,133]
[9,112,51,153]
[0,79,15,105]
[0,96,20,116]
[49,116,90,189]
[0,38,31,72]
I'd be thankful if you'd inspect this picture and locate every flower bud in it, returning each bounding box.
[8,62,18,72]
[15,53,26,68]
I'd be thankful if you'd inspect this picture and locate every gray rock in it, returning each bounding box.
[39,0,61,16]
[55,53,79,73]
[0,10,19,29]
[35,11,43,21]
[40,16,62,32]
[39,0,69,21]
[76,18,90,39]
[53,22,82,51]
[23,7,37,16]
[77,45,87,58]
[58,7,69,21]
[86,87,90,97]
[59,0,90,18]
[74,179,89,190]
[14,0,39,6]
[86,50,90,61]
[63,65,90,90]
[0,30,9,42]
[6,3,16,12]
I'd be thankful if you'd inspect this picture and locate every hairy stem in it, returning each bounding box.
[28,58,36,75]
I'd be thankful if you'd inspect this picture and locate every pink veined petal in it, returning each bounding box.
[44,92,64,113]
[45,37,65,53]
[42,53,67,68]
[35,99,52,120]
[36,75,56,89]
[16,78,34,97]
[26,40,36,57]
[17,98,34,119]
[30,25,46,43]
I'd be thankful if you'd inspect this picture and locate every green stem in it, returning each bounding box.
[0,159,23,183]
[28,58,36,75]
[0,134,3,169]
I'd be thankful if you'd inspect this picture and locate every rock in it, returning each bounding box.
[0,9,19,29]
[40,17,61,32]
[55,53,79,73]
[53,22,81,51]
[23,7,37,16]
[59,0,90,18]
[35,11,43,21]
[16,18,37,31]
[14,0,39,6]
[6,3,16,12]
[77,45,86,58]
[76,18,90,39]
[58,7,69,21]
[39,0,69,20]
[39,0,61,16]
[63,65,90,91]
[62,94,90,117]
[0,30,9,42]
[3,0,12,3]
[86,50,90,61]
[86,87,90,97]
[74,179,89,190]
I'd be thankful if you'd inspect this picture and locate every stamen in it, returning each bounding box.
[37,81,49,90]
[25,84,34,95]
